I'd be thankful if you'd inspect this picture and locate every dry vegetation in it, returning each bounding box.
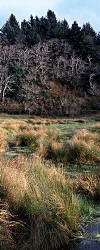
[73,174,100,199]
[0,127,8,152]
[0,155,88,250]
[0,116,100,249]
[67,129,100,162]
[0,200,22,249]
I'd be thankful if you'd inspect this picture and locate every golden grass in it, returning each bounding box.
[0,117,99,249]
[67,129,100,162]
[39,128,100,163]
[0,201,14,249]
[0,155,86,249]
[2,120,33,133]
[90,123,100,133]
[0,127,8,152]
[73,174,100,199]
[0,200,23,249]
[1,117,100,163]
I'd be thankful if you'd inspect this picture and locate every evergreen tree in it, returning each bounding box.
[21,16,41,46]
[2,14,20,44]
[82,23,96,38]
[57,19,69,39]
[40,16,49,39]
[81,23,96,58]
[70,21,82,45]
[46,10,58,38]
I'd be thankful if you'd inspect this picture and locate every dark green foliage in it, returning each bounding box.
[2,14,20,44]
[21,15,41,46]
[70,21,82,45]
[16,133,39,148]
[8,63,24,78]
[40,17,49,39]
[57,19,69,39]
[7,63,25,100]
[46,10,58,38]
[82,23,96,38]
[81,23,96,58]
[1,10,99,60]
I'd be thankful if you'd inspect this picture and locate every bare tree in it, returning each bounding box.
[0,74,15,102]
[89,73,100,96]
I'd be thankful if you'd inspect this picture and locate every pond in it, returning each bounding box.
[71,205,100,250]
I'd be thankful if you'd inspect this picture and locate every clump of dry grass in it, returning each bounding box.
[39,141,66,162]
[16,130,39,148]
[73,129,96,143]
[67,139,99,162]
[0,201,22,249]
[0,127,8,152]
[3,120,33,133]
[44,128,61,141]
[73,174,100,199]
[38,128,65,161]
[90,123,100,133]
[67,129,100,162]
[0,155,87,250]
[39,128,100,163]
[0,201,14,249]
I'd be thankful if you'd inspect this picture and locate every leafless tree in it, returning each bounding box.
[0,74,15,102]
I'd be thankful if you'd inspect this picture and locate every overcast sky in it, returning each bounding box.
[0,0,100,32]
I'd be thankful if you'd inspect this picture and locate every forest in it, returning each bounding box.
[0,10,100,60]
[0,10,100,116]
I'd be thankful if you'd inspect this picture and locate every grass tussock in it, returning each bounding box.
[73,174,100,199]
[90,123,100,133]
[0,201,22,249]
[67,139,99,162]
[0,127,8,152]
[39,128,65,161]
[0,155,92,250]
[16,130,39,148]
[1,117,99,163]
[0,201,14,249]
[39,141,66,162]
[39,128,100,163]
[67,129,100,162]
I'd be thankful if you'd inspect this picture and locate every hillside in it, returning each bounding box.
[0,12,100,116]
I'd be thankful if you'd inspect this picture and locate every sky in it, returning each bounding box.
[0,0,100,32]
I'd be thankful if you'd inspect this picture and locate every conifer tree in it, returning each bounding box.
[2,14,20,44]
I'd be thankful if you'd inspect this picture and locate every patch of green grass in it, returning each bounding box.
[79,196,93,219]
[63,161,99,176]
[7,129,16,141]
[49,118,97,141]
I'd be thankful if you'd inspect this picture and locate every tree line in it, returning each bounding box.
[0,10,100,60]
